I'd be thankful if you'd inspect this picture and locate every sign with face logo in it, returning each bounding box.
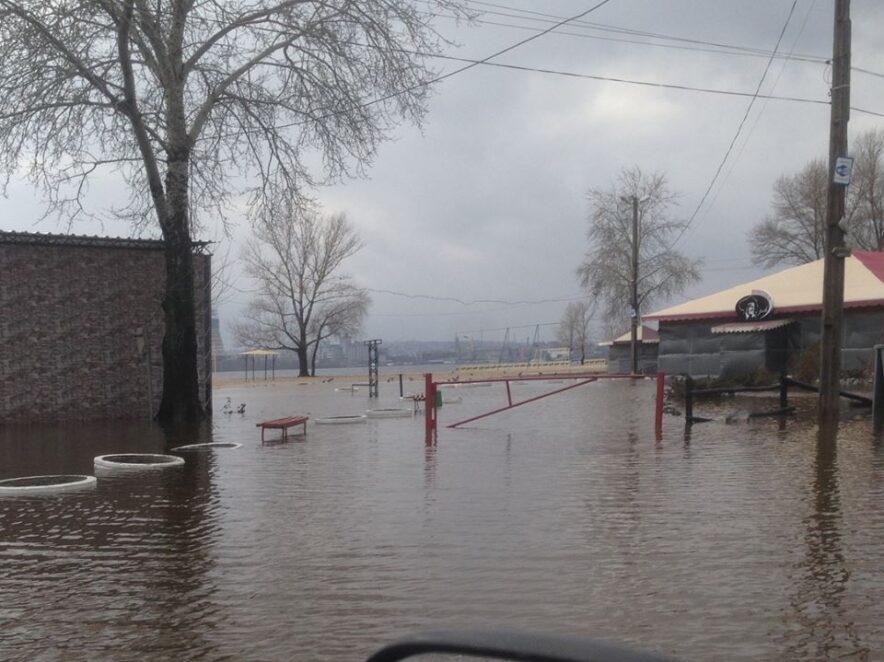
[735,292,773,321]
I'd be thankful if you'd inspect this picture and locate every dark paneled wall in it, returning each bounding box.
[0,242,210,421]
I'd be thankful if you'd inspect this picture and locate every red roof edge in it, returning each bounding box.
[852,251,884,283]
[646,298,884,323]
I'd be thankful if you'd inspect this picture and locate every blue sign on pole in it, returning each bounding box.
[834,156,854,185]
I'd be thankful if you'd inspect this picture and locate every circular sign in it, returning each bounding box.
[735,293,772,321]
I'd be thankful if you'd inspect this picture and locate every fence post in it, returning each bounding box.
[424,373,436,446]
[684,375,694,425]
[655,372,665,439]
[874,346,884,433]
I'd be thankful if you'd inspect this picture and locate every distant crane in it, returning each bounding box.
[527,325,542,365]
[498,327,510,364]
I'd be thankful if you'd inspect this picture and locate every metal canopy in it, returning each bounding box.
[710,319,795,334]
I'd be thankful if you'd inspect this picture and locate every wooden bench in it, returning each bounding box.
[256,415,309,442]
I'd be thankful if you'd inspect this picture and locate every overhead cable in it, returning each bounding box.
[669,0,800,249]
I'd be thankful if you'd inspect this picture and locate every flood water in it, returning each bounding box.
[1,378,883,661]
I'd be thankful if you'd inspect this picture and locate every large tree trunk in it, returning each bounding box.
[310,341,320,377]
[157,228,203,424]
[296,344,310,377]
[156,147,205,425]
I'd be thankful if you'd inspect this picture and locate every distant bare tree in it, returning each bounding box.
[0,0,466,424]
[235,203,369,377]
[849,128,884,250]
[749,128,884,267]
[578,167,701,334]
[749,159,829,268]
[556,300,594,364]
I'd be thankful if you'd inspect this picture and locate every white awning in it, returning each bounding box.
[710,319,795,335]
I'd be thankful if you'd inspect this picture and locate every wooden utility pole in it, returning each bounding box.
[630,195,640,374]
[818,0,851,428]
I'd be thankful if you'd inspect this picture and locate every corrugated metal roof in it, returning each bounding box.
[711,319,795,334]
[599,325,659,346]
[645,252,884,322]
[0,230,211,252]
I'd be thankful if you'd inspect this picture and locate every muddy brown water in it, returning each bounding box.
[1,379,882,661]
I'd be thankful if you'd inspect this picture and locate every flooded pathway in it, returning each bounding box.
[1,379,882,660]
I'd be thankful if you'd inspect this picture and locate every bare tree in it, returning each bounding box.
[749,128,884,267]
[849,128,884,250]
[578,167,701,335]
[0,0,466,425]
[235,203,369,377]
[749,159,829,268]
[556,300,594,365]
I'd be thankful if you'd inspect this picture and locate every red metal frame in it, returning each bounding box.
[424,372,666,444]
[447,377,598,428]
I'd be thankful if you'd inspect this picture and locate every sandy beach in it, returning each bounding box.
[213,360,608,390]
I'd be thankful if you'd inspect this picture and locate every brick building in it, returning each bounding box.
[0,231,212,421]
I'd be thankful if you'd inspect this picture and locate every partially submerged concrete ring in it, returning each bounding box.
[0,475,97,495]
[315,415,367,425]
[365,408,413,419]
[170,442,242,452]
[94,454,185,471]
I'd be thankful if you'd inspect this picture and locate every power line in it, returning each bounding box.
[198,5,884,143]
[358,46,884,120]
[366,287,587,307]
[418,50,832,107]
[707,0,817,213]
[413,0,617,85]
[454,0,828,64]
[670,0,800,249]
[455,0,884,80]
[198,0,617,142]
[456,321,560,336]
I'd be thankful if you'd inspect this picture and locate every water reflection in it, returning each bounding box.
[0,422,225,658]
[2,382,884,660]
[783,429,867,660]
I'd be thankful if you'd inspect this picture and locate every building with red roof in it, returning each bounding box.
[643,251,884,378]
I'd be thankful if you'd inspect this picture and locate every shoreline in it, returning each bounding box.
[213,361,609,390]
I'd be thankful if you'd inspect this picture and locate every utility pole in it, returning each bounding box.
[819,0,851,428]
[630,195,639,375]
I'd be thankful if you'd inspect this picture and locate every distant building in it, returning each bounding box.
[644,251,884,379]
[544,346,571,361]
[600,326,659,374]
[0,231,211,421]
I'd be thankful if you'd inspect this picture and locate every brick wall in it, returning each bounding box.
[0,237,211,421]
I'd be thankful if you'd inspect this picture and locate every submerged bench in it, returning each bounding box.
[256,415,309,442]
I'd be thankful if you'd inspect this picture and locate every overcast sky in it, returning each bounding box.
[3,1,884,347]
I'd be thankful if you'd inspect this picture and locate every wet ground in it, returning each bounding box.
[1,378,882,660]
